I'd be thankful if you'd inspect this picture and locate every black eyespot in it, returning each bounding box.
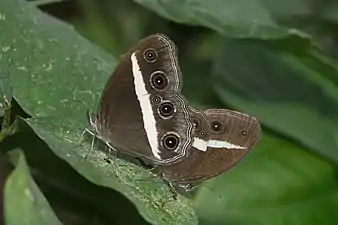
[143,48,157,62]
[158,101,175,118]
[210,121,223,133]
[192,118,199,129]
[152,95,162,104]
[241,130,247,136]
[162,133,180,150]
[200,131,206,137]
[150,71,168,90]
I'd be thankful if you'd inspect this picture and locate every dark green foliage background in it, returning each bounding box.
[1,0,338,225]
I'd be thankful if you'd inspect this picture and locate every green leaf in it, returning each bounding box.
[134,0,311,41]
[0,0,197,224]
[0,0,113,118]
[212,39,338,163]
[194,133,338,225]
[4,132,150,225]
[18,116,198,225]
[4,152,63,225]
[0,65,11,116]
[318,1,338,23]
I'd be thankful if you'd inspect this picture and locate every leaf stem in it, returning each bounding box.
[0,96,16,143]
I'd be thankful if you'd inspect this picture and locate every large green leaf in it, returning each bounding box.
[0,0,113,118]
[4,152,63,225]
[212,39,338,163]
[0,0,197,224]
[194,133,338,225]
[18,116,197,225]
[3,130,151,225]
[318,1,338,23]
[134,0,312,40]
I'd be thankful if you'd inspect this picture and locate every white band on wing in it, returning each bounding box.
[131,53,161,159]
[192,137,208,151]
[208,140,246,150]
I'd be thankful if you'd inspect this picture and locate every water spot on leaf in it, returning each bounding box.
[1,46,11,52]
[24,188,34,201]
[17,65,28,71]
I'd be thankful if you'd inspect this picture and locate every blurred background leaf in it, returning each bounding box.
[212,39,338,163]
[135,0,311,40]
[4,152,63,225]
[195,133,338,225]
[1,0,338,225]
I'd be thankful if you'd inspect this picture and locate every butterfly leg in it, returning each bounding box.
[85,130,96,159]
[158,181,179,207]
[76,127,97,160]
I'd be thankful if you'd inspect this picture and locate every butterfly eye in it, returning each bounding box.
[162,133,180,151]
[150,71,168,90]
[143,48,157,62]
[210,120,223,133]
[151,95,162,104]
[158,101,175,118]
[241,130,247,136]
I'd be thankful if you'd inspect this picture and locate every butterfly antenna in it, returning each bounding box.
[66,86,96,141]
[199,183,222,200]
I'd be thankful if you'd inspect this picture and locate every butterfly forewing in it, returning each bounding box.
[91,34,194,165]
